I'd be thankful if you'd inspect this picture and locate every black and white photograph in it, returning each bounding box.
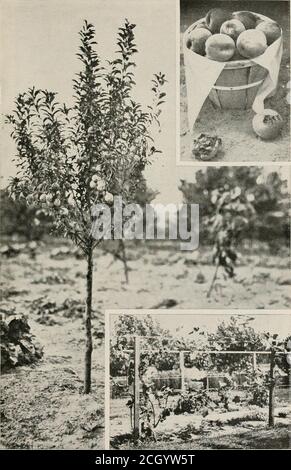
[0,0,290,460]
[106,310,291,450]
[180,1,290,163]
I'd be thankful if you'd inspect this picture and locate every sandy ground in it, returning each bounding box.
[180,1,290,163]
[110,397,290,450]
[0,241,290,448]
[110,399,291,450]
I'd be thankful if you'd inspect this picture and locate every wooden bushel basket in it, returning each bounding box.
[189,12,280,110]
[209,60,268,110]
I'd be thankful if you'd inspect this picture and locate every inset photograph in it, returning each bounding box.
[180,1,290,163]
[106,310,291,449]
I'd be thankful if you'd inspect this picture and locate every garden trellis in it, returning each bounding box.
[117,336,290,439]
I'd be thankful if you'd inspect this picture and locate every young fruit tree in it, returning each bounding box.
[6,20,166,393]
[206,187,255,297]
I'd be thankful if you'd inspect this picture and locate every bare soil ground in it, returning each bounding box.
[0,241,290,448]
[110,398,291,450]
[180,1,290,163]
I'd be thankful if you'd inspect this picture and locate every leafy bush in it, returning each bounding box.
[0,316,43,371]
[174,390,212,415]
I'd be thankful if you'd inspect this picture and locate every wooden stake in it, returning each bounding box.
[133,336,140,439]
[179,351,185,391]
[268,348,276,428]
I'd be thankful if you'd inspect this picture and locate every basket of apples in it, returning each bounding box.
[185,8,282,110]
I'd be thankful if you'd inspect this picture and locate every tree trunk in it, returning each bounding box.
[119,240,129,284]
[84,241,93,394]
[268,348,276,427]
[207,261,219,298]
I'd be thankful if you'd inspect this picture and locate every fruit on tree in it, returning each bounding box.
[54,198,61,207]
[252,109,284,140]
[187,28,212,56]
[40,193,47,202]
[96,179,106,191]
[256,20,281,45]
[220,19,245,42]
[104,192,114,203]
[232,11,257,30]
[90,180,97,188]
[205,8,232,34]
[206,34,235,61]
[237,29,267,58]
[46,194,53,203]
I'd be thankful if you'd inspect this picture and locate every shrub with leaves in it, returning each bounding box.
[6,20,166,393]
[127,383,173,441]
[0,316,43,372]
[206,187,255,297]
[174,389,212,415]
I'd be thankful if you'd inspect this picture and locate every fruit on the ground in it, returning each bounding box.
[256,20,281,45]
[252,109,284,140]
[206,34,235,61]
[206,8,232,34]
[220,19,245,42]
[232,11,257,30]
[187,27,212,55]
[237,29,267,58]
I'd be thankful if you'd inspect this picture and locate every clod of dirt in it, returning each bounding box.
[50,246,84,260]
[151,299,178,309]
[0,315,43,371]
[192,133,222,161]
[195,272,206,283]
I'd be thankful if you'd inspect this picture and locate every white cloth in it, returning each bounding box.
[183,15,283,130]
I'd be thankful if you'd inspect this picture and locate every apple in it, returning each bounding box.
[54,198,61,207]
[256,20,281,45]
[104,192,114,203]
[220,19,245,42]
[91,174,99,182]
[237,29,267,58]
[230,49,245,61]
[194,19,211,32]
[187,27,212,55]
[252,109,284,140]
[90,180,97,189]
[46,194,53,203]
[205,8,232,34]
[232,11,257,30]
[40,193,47,202]
[205,34,235,62]
[97,180,106,191]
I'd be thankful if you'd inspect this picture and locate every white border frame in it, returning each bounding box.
[176,0,291,167]
[104,308,291,450]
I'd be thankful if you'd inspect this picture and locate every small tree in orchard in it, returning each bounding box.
[206,187,255,298]
[6,20,166,393]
